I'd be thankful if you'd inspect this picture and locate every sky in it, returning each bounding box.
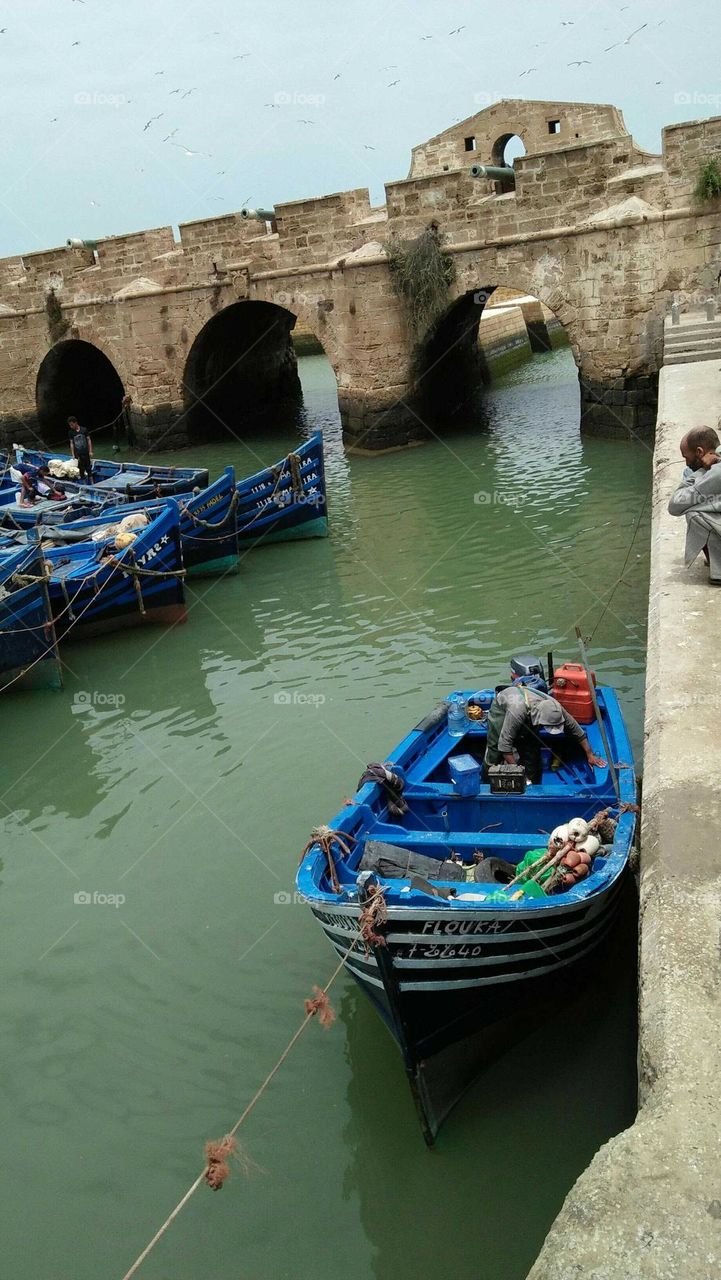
[0,0,718,257]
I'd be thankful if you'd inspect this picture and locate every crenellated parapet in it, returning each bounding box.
[0,98,719,449]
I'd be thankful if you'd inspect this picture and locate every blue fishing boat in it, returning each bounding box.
[34,502,186,639]
[7,445,208,492]
[296,656,637,1142]
[30,468,240,578]
[235,432,328,545]
[0,545,62,690]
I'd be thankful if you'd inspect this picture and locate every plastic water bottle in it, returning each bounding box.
[447,694,466,737]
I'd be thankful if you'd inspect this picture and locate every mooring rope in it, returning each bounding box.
[585,487,651,643]
[120,936,363,1280]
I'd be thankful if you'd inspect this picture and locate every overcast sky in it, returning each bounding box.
[0,0,717,256]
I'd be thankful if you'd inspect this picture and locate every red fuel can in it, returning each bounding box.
[551,662,596,724]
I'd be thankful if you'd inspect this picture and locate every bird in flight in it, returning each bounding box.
[606,22,648,50]
[172,143,212,156]
[143,113,163,130]
[181,87,198,98]
[162,128,179,142]
[568,60,591,66]
[71,40,80,46]
[298,118,315,124]
[519,67,537,77]
[364,144,376,150]
[333,73,341,79]
[560,20,574,26]
[449,26,466,35]
[233,53,250,59]
[420,35,433,40]
[387,79,400,87]
[154,71,165,76]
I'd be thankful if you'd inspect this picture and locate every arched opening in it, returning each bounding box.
[35,340,124,444]
[491,134,527,191]
[414,286,573,429]
[182,300,303,442]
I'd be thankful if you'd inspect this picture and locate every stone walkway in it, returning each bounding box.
[526,359,721,1279]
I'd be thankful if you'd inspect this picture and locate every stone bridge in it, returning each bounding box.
[1,97,720,451]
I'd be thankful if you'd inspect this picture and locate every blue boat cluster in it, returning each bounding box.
[0,433,328,691]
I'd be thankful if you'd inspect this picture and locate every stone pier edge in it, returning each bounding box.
[526,359,721,1279]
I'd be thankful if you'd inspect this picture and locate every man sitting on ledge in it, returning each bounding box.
[668,426,721,584]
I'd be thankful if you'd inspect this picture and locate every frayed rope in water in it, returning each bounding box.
[119,938,360,1280]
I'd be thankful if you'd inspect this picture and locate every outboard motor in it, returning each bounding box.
[509,654,548,694]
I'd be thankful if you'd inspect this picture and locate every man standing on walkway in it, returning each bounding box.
[668,426,721,583]
[68,416,93,482]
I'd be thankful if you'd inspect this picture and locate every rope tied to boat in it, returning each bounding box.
[119,937,359,1280]
[300,824,355,894]
[359,884,388,951]
[178,488,239,531]
[356,763,408,818]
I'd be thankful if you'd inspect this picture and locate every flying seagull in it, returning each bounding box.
[172,142,212,156]
[181,87,198,98]
[364,144,376,150]
[519,67,537,77]
[449,26,466,35]
[387,79,400,87]
[568,60,591,66]
[162,128,179,142]
[233,54,250,59]
[143,113,163,130]
[606,23,648,50]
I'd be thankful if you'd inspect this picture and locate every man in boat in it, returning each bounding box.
[35,466,66,500]
[668,425,721,584]
[9,461,40,506]
[484,685,606,784]
[68,416,94,482]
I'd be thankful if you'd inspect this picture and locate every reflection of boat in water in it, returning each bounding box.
[298,660,637,1142]
[0,545,62,691]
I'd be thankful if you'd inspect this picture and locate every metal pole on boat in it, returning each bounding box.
[574,626,621,803]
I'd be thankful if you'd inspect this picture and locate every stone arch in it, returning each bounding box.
[35,338,126,444]
[413,273,578,427]
[181,294,341,442]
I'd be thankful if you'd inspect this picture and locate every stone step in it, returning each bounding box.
[664,348,721,366]
[665,322,721,343]
[664,335,721,354]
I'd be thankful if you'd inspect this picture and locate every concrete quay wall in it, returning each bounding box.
[527,358,721,1279]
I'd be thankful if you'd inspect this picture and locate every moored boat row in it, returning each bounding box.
[0,432,329,685]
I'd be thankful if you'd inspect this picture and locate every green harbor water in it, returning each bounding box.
[0,346,651,1280]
